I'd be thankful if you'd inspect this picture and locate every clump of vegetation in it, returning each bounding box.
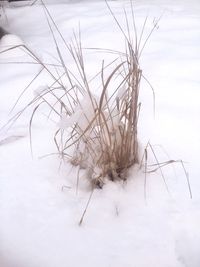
[1,1,160,188]
[0,1,193,227]
[37,1,158,188]
[59,35,141,188]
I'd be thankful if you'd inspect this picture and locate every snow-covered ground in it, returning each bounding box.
[0,1,200,266]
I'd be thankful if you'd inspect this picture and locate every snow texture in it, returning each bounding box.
[0,1,200,267]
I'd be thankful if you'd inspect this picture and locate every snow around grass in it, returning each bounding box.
[0,1,200,267]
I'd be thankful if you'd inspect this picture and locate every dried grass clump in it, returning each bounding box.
[2,1,158,188]
[50,2,152,187]
[58,37,141,187]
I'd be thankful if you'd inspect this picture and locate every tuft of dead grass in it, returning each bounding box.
[1,1,192,225]
[1,0,159,188]
[45,3,145,187]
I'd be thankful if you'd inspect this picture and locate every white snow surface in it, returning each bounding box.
[0,1,200,267]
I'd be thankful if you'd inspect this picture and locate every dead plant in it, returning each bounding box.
[1,1,159,188]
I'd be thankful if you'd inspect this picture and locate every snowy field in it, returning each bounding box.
[0,0,200,266]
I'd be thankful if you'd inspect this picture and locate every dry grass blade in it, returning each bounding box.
[140,142,193,198]
[79,187,95,226]
[181,160,192,199]
[148,142,170,194]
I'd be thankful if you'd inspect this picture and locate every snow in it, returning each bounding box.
[0,1,200,267]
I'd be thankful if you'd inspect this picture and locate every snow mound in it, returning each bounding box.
[0,34,24,58]
[175,210,200,267]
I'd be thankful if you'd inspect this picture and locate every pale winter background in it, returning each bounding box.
[0,0,200,267]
